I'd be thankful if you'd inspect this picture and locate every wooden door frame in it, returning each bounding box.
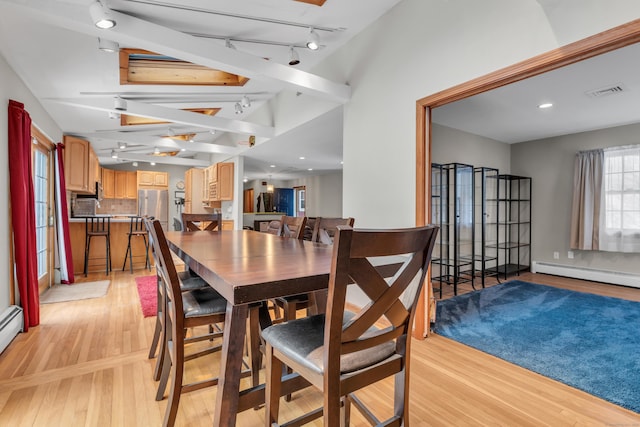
[414,18,640,338]
[31,126,55,294]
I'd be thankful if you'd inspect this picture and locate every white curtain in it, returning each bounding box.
[599,145,640,253]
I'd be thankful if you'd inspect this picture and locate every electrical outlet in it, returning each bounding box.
[553,251,559,259]
[568,251,574,259]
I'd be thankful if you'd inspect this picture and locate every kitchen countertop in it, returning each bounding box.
[69,214,138,223]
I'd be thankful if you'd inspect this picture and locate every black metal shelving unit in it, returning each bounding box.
[486,174,531,280]
[473,167,500,287]
[430,163,475,296]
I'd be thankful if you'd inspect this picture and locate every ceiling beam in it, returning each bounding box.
[47,97,275,138]
[100,153,210,167]
[4,0,351,103]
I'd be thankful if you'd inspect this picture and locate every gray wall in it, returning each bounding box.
[432,124,511,172]
[511,123,640,274]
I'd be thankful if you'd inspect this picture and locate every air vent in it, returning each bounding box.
[585,83,627,98]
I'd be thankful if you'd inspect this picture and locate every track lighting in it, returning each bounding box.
[235,102,243,115]
[110,150,118,159]
[150,162,156,166]
[306,28,320,51]
[209,129,216,135]
[225,38,237,50]
[241,95,251,108]
[119,142,126,150]
[114,96,127,111]
[89,1,116,29]
[167,127,176,137]
[153,147,160,155]
[288,46,300,66]
[132,161,138,167]
[98,38,119,53]
[108,111,120,120]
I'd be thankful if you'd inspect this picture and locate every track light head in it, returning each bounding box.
[114,96,127,111]
[110,150,118,159]
[167,127,176,137]
[98,38,119,53]
[306,28,319,51]
[132,161,138,167]
[288,46,300,66]
[153,147,160,155]
[89,1,116,29]
[235,102,243,115]
[108,111,120,120]
[118,142,126,150]
[241,95,251,108]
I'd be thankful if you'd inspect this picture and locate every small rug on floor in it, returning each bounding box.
[135,275,157,317]
[40,280,110,304]
[434,280,640,413]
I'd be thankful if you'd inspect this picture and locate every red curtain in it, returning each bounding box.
[8,100,39,330]
[54,143,74,283]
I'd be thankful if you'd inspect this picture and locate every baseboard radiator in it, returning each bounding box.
[0,305,23,355]
[531,261,640,289]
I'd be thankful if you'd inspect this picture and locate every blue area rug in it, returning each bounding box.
[434,280,640,413]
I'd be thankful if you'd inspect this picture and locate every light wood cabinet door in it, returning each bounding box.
[88,146,99,190]
[64,136,90,193]
[218,162,234,201]
[138,171,154,186]
[102,168,115,198]
[154,172,168,187]
[125,171,137,199]
[114,171,128,199]
[222,220,234,230]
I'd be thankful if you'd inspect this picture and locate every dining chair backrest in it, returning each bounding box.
[265,220,281,235]
[181,213,221,232]
[144,218,184,320]
[279,215,307,239]
[311,217,355,245]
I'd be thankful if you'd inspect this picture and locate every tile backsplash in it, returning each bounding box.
[96,199,137,215]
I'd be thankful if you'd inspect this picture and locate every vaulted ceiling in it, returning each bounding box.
[0,0,402,179]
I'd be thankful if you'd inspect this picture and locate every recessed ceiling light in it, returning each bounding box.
[150,161,156,166]
[180,148,186,151]
[132,161,138,167]
[270,164,276,168]
[299,156,305,160]
[308,168,313,171]
[538,103,553,109]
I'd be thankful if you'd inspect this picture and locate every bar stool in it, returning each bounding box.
[83,216,112,276]
[122,216,151,273]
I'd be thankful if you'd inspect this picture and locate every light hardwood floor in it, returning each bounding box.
[0,270,639,426]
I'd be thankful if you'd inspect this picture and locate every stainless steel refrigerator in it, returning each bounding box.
[138,189,168,230]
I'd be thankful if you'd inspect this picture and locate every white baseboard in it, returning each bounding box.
[0,305,23,354]
[531,261,640,289]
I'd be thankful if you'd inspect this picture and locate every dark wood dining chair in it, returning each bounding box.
[278,215,307,239]
[311,217,355,244]
[145,218,250,427]
[181,212,222,232]
[262,224,439,426]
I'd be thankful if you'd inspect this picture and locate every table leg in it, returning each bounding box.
[213,302,249,427]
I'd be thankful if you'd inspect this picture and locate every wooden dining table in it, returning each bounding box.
[165,229,334,427]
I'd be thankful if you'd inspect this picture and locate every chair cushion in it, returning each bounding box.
[182,287,227,317]
[179,274,208,291]
[262,311,396,375]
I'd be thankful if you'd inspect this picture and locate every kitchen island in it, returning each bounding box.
[69,215,151,275]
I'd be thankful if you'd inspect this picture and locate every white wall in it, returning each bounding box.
[0,53,62,311]
[309,0,640,229]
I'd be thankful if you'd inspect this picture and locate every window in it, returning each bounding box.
[601,145,640,252]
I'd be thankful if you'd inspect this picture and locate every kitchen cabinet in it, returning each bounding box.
[115,171,137,199]
[137,170,168,188]
[102,168,115,199]
[222,220,234,230]
[64,135,99,194]
[206,162,234,206]
[184,168,207,213]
